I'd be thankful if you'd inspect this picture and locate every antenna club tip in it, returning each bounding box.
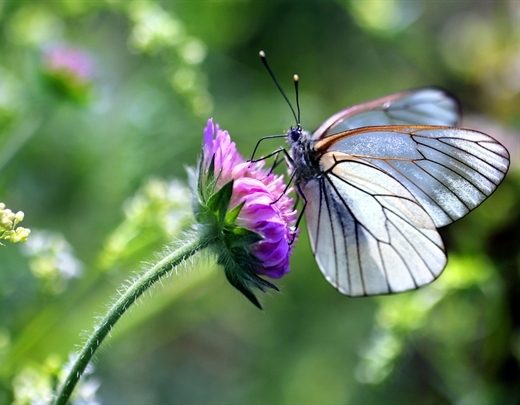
[293,74,299,82]
[259,50,266,58]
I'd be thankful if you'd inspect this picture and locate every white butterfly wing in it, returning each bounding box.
[301,153,446,296]
[317,126,509,227]
[302,126,509,296]
[312,88,460,140]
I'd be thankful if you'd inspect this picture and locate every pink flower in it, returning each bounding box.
[43,46,94,81]
[196,119,298,307]
[201,119,298,278]
[41,45,95,103]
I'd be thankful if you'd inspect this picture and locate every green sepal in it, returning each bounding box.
[194,204,213,225]
[207,153,215,185]
[219,248,279,310]
[196,153,205,198]
[225,270,263,309]
[205,159,219,198]
[206,176,219,199]
[225,226,263,248]
[198,154,217,200]
[225,201,244,224]
[206,179,233,225]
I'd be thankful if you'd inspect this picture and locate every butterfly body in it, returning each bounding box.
[287,125,324,184]
[285,88,509,297]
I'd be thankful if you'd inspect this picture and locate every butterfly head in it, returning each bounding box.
[287,124,303,143]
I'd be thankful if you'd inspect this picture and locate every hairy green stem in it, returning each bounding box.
[53,235,208,405]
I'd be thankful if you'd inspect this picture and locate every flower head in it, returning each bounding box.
[0,202,30,245]
[194,119,298,308]
[42,45,95,103]
[44,46,94,80]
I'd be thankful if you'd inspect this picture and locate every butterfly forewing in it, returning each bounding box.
[314,126,509,228]
[312,88,460,140]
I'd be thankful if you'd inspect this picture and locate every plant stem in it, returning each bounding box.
[53,235,209,405]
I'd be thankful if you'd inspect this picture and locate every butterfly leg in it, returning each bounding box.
[292,192,300,212]
[271,169,296,205]
[293,183,307,230]
[267,150,286,175]
[288,183,307,245]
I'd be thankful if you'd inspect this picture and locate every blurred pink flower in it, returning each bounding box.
[43,46,94,81]
[42,45,95,103]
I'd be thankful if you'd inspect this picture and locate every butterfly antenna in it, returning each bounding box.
[293,74,301,124]
[259,50,299,125]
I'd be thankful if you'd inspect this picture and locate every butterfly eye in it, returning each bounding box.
[288,126,302,142]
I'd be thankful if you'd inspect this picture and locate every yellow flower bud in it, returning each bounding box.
[15,211,25,223]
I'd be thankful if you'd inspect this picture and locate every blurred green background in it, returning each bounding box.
[1,0,519,404]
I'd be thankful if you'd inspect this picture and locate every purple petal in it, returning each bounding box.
[203,118,214,149]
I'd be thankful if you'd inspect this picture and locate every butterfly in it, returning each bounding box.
[257,52,510,296]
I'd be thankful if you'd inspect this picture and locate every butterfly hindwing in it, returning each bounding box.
[302,152,446,296]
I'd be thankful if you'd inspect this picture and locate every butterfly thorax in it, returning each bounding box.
[287,125,323,184]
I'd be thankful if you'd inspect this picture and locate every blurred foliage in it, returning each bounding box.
[0,0,518,404]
